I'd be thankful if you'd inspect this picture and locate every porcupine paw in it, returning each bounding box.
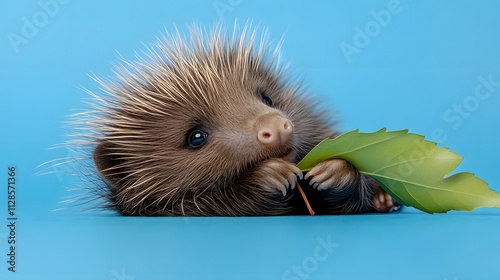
[304,159,358,191]
[255,158,303,196]
[371,185,401,212]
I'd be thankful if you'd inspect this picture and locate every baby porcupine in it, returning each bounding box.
[76,24,399,216]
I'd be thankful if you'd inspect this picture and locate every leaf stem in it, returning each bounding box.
[296,181,315,216]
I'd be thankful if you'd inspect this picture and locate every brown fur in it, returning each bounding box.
[74,24,382,216]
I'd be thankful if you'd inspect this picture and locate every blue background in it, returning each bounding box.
[1,0,500,279]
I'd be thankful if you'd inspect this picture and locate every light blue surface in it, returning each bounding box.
[1,0,500,279]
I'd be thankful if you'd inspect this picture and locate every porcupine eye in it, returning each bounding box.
[261,91,274,107]
[187,129,208,149]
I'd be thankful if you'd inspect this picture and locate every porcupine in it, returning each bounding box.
[73,24,400,216]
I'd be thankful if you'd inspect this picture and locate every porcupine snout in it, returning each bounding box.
[255,113,293,148]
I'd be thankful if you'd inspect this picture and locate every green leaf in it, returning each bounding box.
[297,128,500,214]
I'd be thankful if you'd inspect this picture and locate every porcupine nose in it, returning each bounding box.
[257,115,293,148]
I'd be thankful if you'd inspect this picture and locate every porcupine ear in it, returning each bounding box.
[93,140,125,186]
